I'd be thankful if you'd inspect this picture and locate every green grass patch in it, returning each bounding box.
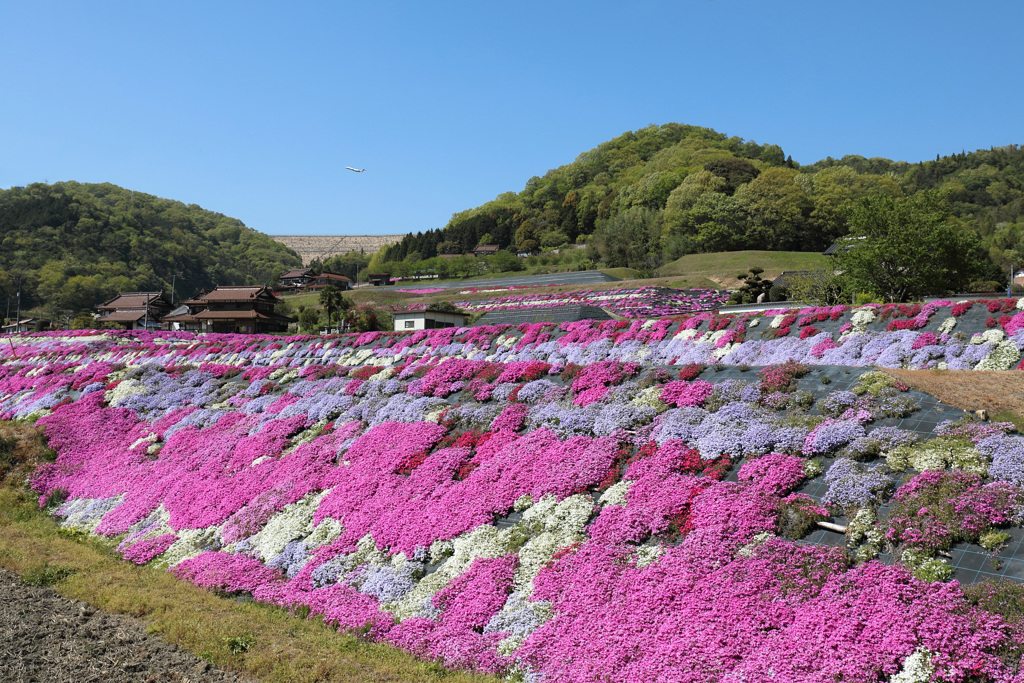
[992,410,1024,434]
[658,250,829,281]
[666,276,723,290]
[598,267,636,280]
[22,561,78,586]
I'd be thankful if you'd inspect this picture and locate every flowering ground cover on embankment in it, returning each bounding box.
[387,286,732,319]
[3,298,1024,681]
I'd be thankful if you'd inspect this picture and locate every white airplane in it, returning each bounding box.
[345,167,366,173]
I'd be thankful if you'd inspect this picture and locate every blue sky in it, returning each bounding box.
[1,1,1021,237]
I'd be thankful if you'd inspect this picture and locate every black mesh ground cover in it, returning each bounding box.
[694,364,1024,585]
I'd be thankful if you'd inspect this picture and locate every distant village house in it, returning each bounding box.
[471,244,501,258]
[307,272,352,291]
[163,285,293,334]
[1,318,50,334]
[95,291,174,330]
[278,268,318,289]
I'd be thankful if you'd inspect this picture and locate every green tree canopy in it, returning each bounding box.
[0,181,301,314]
[318,285,353,331]
[834,193,988,302]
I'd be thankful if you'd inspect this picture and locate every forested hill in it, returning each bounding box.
[380,123,1024,273]
[0,182,302,316]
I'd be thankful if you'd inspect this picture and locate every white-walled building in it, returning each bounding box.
[393,310,468,331]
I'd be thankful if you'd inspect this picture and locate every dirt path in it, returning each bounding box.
[0,568,250,683]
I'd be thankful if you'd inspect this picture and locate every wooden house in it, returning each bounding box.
[278,267,318,290]
[96,292,174,330]
[307,272,353,291]
[471,244,501,257]
[185,285,294,334]
[1,318,50,334]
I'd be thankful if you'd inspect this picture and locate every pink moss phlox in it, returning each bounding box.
[660,379,714,407]
[172,550,286,593]
[120,533,178,565]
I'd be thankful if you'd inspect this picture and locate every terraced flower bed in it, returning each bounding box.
[2,298,1024,681]
[392,286,732,318]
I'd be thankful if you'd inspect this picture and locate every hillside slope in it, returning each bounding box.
[381,124,1023,278]
[0,182,302,317]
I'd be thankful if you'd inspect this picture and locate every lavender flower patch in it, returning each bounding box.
[822,458,893,509]
[980,434,1024,487]
[267,539,310,578]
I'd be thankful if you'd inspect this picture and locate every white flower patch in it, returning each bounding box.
[849,307,876,334]
[631,386,667,411]
[391,524,508,621]
[633,544,665,568]
[672,329,701,342]
[305,516,344,549]
[971,328,1006,345]
[889,648,934,683]
[886,440,987,475]
[735,531,775,558]
[1017,297,1024,311]
[712,343,737,360]
[130,433,159,451]
[513,495,592,595]
[342,349,376,366]
[423,405,448,423]
[598,481,631,507]
[937,316,957,334]
[769,315,787,329]
[269,368,299,383]
[105,378,148,406]
[283,420,331,454]
[369,367,395,381]
[747,318,760,328]
[161,525,223,567]
[975,339,1022,371]
[246,490,329,563]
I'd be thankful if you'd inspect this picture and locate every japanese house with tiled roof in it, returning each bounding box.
[278,267,318,290]
[307,271,353,291]
[95,292,174,330]
[165,285,294,334]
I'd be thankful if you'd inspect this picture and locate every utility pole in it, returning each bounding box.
[171,275,177,306]
[14,277,21,333]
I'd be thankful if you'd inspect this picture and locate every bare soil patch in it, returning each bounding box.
[0,568,249,683]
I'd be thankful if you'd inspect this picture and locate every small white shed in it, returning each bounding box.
[393,310,468,331]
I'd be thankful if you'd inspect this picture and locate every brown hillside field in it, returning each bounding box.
[881,368,1024,428]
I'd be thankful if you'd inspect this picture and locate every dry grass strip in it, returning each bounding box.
[881,368,1024,429]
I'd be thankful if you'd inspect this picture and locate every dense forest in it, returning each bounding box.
[377,123,1023,279]
[0,182,302,320]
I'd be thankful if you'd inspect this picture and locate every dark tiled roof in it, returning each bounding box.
[280,268,316,279]
[193,309,294,322]
[199,286,280,303]
[96,292,169,310]
[98,310,148,322]
[473,305,612,326]
[823,236,864,256]
[771,271,812,287]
